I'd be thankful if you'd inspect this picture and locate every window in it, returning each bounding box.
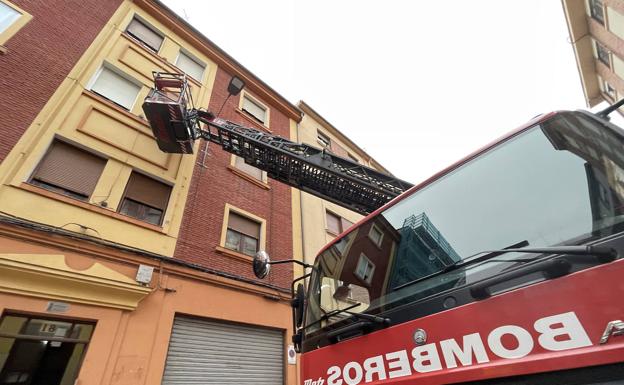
[317,131,330,148]
[225,212,261,256]
[90,66,141,110]
[119,172,171,225]
[241,94,267,125]
[589,0,605,24]
[596,41,611,67]
[326,211,353,235]
[30,140,106,201]
[175,50,205,81]
[368,224,384,247]
[0,1,19,34]
[604,80,616,99]
[125,16,163,52]
[354,253,375,284]
[234,156,263,180]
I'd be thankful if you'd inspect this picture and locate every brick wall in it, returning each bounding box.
[0,0,122,162]
[174,67,294,290]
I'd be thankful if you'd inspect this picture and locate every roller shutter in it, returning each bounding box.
[162,316,284,385]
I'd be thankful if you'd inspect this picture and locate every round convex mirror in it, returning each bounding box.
[253,251,271,279]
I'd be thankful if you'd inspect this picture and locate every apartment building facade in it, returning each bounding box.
[292,101,391,271]
[0,1,299,384]
[563,0,624,107]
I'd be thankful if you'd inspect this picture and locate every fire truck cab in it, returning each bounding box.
[291,109,624,385]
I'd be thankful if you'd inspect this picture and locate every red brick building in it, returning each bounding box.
[174,65,296,289]
[0,0,123,162]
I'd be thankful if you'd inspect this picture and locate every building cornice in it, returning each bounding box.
[0,216,291,299]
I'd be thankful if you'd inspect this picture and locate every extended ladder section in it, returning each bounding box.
[142,72,413,215]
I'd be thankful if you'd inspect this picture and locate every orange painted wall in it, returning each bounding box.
[0,231,295,385]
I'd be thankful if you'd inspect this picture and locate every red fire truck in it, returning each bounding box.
[144,72,624,384]
[271,105,624,385]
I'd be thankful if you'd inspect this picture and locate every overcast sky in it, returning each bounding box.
[162,0,616,183]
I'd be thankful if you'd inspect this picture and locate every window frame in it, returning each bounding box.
[368,224,384,248]
[117,171,172,226]
[354,253,375,285]
[589,0,605,25]
[87,63,142,111]
[604,79,617,100]
[219,204,267,259]
[28,139,107,202]
[595,40,611,67]
[124,15,164,53]
[239,91,270,127]
[317,131,331,148]
[0,0,32,48]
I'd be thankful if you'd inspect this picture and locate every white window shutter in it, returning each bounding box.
[91,67,141,110]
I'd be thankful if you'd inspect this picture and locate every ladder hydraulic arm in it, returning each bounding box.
[142,72,413,215]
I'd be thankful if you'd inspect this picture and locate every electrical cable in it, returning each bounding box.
[0,211,291,295]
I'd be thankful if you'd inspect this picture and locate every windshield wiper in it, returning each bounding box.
[456,244,617,269]
[393,241,617,292]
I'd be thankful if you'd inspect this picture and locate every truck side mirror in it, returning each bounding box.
[253,251,270,279]
[292,283,305,328]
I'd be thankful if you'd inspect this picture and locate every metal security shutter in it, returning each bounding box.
[162,316,284,385]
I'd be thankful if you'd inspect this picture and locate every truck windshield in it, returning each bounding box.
[305,111,624,333]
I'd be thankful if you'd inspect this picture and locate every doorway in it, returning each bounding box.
[0,314,94,385]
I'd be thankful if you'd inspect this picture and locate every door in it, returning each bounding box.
[0,314,94,385]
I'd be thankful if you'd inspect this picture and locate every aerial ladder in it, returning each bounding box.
[142,72,413,215]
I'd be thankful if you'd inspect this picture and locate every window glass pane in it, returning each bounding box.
[90,67,140,110]
[0,2,19,33]
[326,212,341,234]
[310,112,624,327]
[596,41,610,66]
[370,226,383,245]
[176,51,205,81]
[126,17,163,52]
[242,235,258,256]
[242,96,266,123]
[225,229,241,251]
[590,0,604,24]
[119,199,163,225]
[23,319,72,338]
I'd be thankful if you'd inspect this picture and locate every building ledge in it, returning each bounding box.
[227,166,271,190]
[215,245,253,263]
[0,254,152,310]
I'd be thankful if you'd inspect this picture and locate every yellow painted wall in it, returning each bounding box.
[0,1,220,256]
[295,111,383,266]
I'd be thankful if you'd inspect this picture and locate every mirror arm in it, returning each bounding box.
[269,259,315,270]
